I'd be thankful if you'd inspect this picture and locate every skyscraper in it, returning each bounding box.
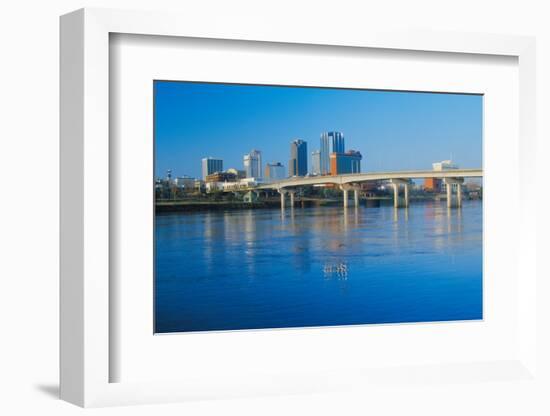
[201,157,223,180]
[320,131,345,175]
[265,162,286,181]
[311,150,321,175]
[289,139,308,177]
[243,149,262,179]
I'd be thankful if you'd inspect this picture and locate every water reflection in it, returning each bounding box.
[155,200,483,333]
[323,261,348,280]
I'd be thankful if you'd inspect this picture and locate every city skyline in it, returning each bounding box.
[154,81,483,179]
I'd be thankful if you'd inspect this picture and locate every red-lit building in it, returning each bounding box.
[424,178,442,192]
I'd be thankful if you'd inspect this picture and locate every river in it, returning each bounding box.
[155,200,482,333]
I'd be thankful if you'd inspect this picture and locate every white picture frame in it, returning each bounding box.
[60,7,538,407]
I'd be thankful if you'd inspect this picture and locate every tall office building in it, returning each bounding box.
[320,131,345,175]
[243,149,262,179]
[201,157,223,180]
[311,150,321,175]
[330,150,362,175]
[289,139,308,177]
[265,162,286,181]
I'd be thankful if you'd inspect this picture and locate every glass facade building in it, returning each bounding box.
[311,150,321,175]
[289,139,308,177]
[329,150,362,175]
[320,131,345,175]
[265,162,286,181]
[243,149,262,179]
[201,157,223,180]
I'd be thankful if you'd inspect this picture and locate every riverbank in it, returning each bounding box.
[156,200,278,212]
[155,198,342,212]
[155,194,480,213]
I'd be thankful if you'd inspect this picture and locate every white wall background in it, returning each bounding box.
[0,1,548,415]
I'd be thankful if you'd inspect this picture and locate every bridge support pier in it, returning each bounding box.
[343,189,349,208]
[390,179,410,208]
[279,189,286,209]
[340,184,360,208]
[444,178,464,208]
[278,189,296,209]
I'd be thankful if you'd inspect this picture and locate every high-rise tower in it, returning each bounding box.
[320,131,345,175]
[289,139,308,177]
[243,149,262,179]
[311,150,321,175]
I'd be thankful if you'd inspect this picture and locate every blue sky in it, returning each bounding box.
[154,81,482,179]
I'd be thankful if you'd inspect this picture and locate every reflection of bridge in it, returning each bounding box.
[252,169,483,209]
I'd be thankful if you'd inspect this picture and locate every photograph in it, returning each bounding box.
[153,80,483,333]
[4,1,544,413]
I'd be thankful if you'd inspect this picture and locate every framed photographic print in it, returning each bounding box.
[153,80,484,334]
[60,8,538,407]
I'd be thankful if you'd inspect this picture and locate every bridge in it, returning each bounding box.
[252,168,483,209]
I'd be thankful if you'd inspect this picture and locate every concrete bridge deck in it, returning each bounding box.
[256,168,483,190]
[234,168,482,209]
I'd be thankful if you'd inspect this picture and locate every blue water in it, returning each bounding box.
[155,200,482,333]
